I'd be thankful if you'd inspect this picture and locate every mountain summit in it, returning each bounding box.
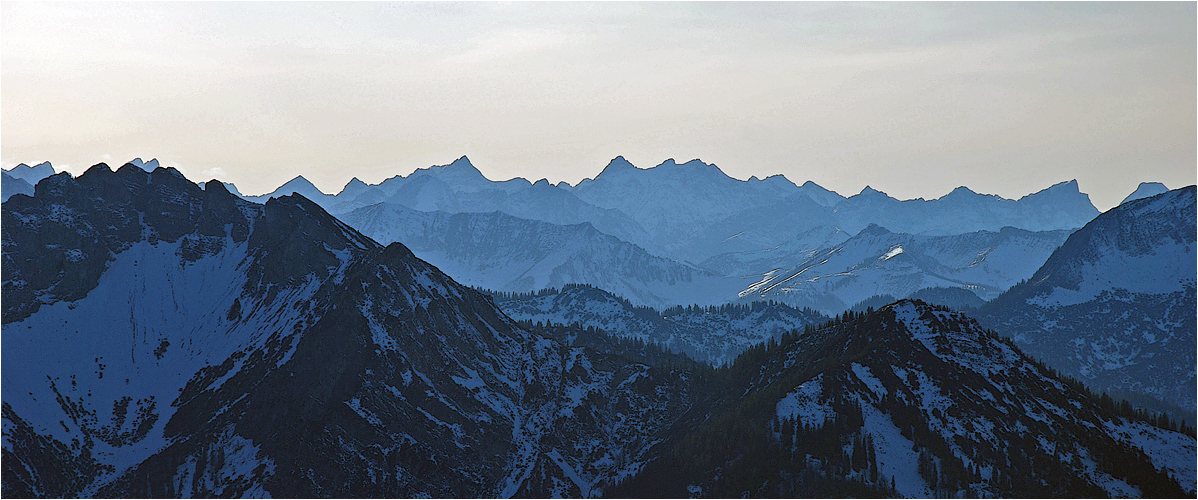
[247,175,330,203]
[3,162,55,185]
[1120,182,1170,206]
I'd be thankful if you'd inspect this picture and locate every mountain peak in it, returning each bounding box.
[126,158,160,172]
[1030,179,1081,196]
[435,155,481,175]
[337,177,372,198]
[447,155,477,170]
[221,181,245,197]
[651,158,728,180]
[858,185,889,197]
[203,179,231,196]
[1119,182,1170,206]
[858,223,891,236]
[5,161,56,185]
[281,175,319,190]
[1018,180,1096,215]
[84,162,113,176]
[424,155,489,183]
[597,156,638,178]
[658,158,707,169]
[246,175,330,200]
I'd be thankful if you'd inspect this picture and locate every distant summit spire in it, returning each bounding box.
[597,156,638,178]
[5,161,56,185]
[429,155,489,183]
[1119,182,1169,206]
[126,158,160,172]
[446,155,477,171]
[859,185,887,197]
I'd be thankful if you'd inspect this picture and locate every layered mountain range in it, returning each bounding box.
[235,156,1100,313]
[337,203,741,308]
[1,162,55,201]
[3,163,1193,497]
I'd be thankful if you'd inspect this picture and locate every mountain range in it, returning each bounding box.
[237,156,1102,313]
[3,162,1193,497]
[338,203,743,308]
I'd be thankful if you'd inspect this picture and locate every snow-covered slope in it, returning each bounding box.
[978,186,1197,414]
[495,284,827,365]
[717,224,1072,314]
[614,301,1196,498]
[338,203,741,309]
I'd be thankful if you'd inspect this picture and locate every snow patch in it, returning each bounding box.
[882,245,904,260]
[850,363,887,400]
[775,374,832,427]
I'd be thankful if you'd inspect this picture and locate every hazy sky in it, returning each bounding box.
[2,2,1194,210]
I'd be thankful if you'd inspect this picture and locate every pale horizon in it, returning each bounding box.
[3,2,1195,211]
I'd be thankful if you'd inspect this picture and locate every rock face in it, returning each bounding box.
[977,186,1198,415]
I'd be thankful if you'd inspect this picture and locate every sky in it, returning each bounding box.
[2,2,1194,211]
